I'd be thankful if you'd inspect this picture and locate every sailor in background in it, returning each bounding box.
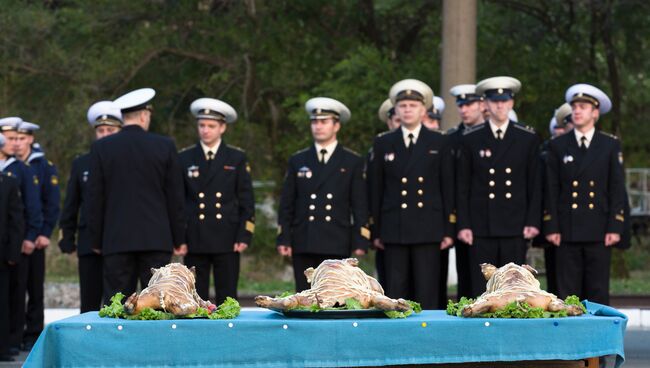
[277,97,369,292]
[11,120,60,350]
[369,79,455,309]
[456,76,542,297]
[179,97,255,305]
[446,84,484,299]
[544,84,626,305]
[58,101,123,312]
[0,117,43,355]
[0,133,24,362]
[422,96,445,131]
[87,88,186,301]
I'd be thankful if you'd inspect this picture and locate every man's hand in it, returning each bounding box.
[372,239,385,250]
[277,245,292,257]
[523,226,540,240]
[35,235,51,249]
[605,233,621,247]
[174,244,188,256]
[440,236,454,250]
[91,247,102,255]
[22,240,36,255]
[458,229,473,245]
[546,233,561,247]
[353,248,367,256]
[233,242,248,253]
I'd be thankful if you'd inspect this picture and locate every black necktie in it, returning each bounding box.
[207,151,214,168]
[407,133,415,153]
[319,149,327,165]
[580,136,588,151]
[496,129,503,140]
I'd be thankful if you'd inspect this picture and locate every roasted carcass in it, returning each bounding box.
[462,263,584,317]
[123,263,214,316]
[255,258,410,311]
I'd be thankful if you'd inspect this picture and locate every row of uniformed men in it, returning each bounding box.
[276,76,625,312]
[0,117,60,358]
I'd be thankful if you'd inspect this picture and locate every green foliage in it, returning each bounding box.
[446,295,586,319]
[98,292,126,318]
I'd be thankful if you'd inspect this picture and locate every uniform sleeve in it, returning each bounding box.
[7,179,25,263]
[235,154,255,245]
[350,156,370,251]
[276,158,296,247]
[22,164,43,242]
[543,142,561,235]
[440,137,456,238]
[606,140,626,234]
[455,137,472,231]
[525,134,543,229]
[164,141,187,247]
[58,158,81,253]
[368,138,384,240]
[87,144,105,251]
[40,161,61,238]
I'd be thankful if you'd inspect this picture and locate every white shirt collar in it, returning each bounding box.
[574,127,596,148]
[314,140,338,164]
[200,140,221,160]
[489,119,509,139]
[401,124,422,145]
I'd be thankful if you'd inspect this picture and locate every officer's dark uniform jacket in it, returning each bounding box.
[58,154,93,255]
[179,142,255,253]
[543,130,626,242]
[0,158,42,241]
[277,144,370,255]
[456,121,542,236]
[369,127,455,244]
[26,148,60,238]
[87,125,186,255]
[0,173,24,267]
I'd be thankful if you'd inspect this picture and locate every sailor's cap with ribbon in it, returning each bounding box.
[428,96,445,120]
[378,98,394,123]
[476,76,521,101]
[554,103,573,127]
[16,121,40,135]
[565,84,611,114]
[87,101,123,127]
[449,84,483,106]
[305,97,351,123]
[389,79,434,109]
[113,88,156,113]
[0,117,23,132]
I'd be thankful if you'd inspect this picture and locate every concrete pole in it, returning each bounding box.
[440,0,477,130]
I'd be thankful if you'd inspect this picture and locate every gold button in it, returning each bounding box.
[325,204,332,210]
[418,177,424,183]
[572,203,578,209]
[505,180,512,186]
[572,181,579,187]
[327,193,333,199]
[311,194,317,199]
[489,193,495,199]
[589,203,594,209]
[199,192,205,198]
[589,181,595,187]
[489,168,495,174]
[309,216,315,221]
[401,203,408,209]
[309,205,315,210]
[417,189,423,195]
[505,193,512,199]
[216,214,222,219]
[325,216,331,222]
[216,192,222,198]
[401,190,407,196]
[199,203,205,209]
[505,168,512,174]
[589,192,595,198]
[572,192,578,198]
[216,203,221,208]
[199,214,205,220]
[417,202,423,208]
[489,181,495,187]
[401,177,408,183]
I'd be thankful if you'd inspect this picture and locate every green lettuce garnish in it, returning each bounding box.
[446,295,585,318]
[98,293,240,320]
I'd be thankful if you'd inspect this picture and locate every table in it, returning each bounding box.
[24,301,626,367]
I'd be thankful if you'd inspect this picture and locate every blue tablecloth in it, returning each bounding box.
[25,301,626,367]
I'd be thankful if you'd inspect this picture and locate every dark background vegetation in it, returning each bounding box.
[2,0,648,294]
